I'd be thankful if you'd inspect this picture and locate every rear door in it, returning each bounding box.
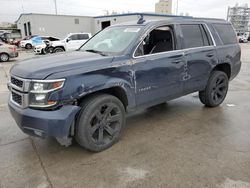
[77,34,90,47]
[179,23,216,93]
[211,23,241,80]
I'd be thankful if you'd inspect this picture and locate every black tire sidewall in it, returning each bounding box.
[25,44,32,49]
[202,71,229,107]
[54,47,64,53]
[75,94,125,152]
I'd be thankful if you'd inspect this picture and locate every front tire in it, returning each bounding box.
[199,71,229,107]
[75,94,125,152]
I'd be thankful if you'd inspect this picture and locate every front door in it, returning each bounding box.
[132,25,185,108]
[134,52,185,107]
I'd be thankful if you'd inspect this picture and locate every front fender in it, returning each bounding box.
[48,70,136,111]
[77,77,136,111]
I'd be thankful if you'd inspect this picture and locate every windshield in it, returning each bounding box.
[80,26,142,55]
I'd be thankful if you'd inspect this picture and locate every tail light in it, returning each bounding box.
[8,46,16,52]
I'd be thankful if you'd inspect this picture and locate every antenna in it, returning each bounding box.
[137,14,145,24]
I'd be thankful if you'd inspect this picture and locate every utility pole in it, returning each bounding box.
[54,0,58,15]
[20,0,24,13]
[176,0,179,15]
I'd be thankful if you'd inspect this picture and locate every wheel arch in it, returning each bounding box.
[212,63,231,79]
[25,43,32,48]
[54,46,65,51]
[77,86,129,111]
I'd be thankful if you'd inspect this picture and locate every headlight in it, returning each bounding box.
[29,79,65,108]
[30,79,65,93]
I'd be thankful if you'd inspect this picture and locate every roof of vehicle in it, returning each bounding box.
[110,17,228,28]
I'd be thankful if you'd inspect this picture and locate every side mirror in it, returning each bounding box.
[66,38,71,42]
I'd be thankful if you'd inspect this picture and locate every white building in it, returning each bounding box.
[16,12,187,38]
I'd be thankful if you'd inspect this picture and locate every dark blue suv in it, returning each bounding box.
[8,18,241,152]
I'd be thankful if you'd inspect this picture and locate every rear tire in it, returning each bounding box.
[25,43,32,49]
[53,47,64,53]
[75,94,125,152]
[0,53,9,62]
[199,71,228,107]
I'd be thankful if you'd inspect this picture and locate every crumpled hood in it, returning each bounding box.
[10,51,114,79]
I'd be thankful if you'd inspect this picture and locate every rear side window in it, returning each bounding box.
[212,24,237,45]
[180,24,211,49]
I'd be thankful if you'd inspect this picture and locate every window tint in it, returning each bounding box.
[78,34,89,40]
[181,24,211,48]
[69,34,78,40]
[213,24,237,45]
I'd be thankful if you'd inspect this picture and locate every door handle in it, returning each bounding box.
[206,53,214,57]
[172,60,182,64]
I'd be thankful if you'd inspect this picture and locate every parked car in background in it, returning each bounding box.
[19,35,38,49]
[33,36,60,54]
[0,42,18,62]
[34,40,54,54]
[8,18,241,152]
[0,32,22,45]
[239,32,250,43]
[20,36,60,50]
[51,33,91,53]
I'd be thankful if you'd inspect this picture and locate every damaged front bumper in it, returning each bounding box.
[8,101,80,141]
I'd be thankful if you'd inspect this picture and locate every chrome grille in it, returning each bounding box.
[11,77,23,88]
[9,75,30,108]
[11,91,22,105]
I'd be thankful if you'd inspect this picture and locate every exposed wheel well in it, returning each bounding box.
[54,46,65,51]
[78,87,128,110]
[212,63,231,79]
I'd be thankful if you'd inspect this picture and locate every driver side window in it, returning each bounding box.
[134,25,175,57]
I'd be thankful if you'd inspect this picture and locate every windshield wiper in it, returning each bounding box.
[85,49,107,56]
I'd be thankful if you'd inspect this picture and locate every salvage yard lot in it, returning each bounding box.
[1,44,250,188]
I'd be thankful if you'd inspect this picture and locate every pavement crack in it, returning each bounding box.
[0,138,29,147]
[30,138,53,188]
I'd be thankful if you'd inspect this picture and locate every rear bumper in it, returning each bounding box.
[9,52,18,58]
[230,60,242,81]
[8,101,80,138]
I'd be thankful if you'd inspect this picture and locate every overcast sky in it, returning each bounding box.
[0,0,248,23]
